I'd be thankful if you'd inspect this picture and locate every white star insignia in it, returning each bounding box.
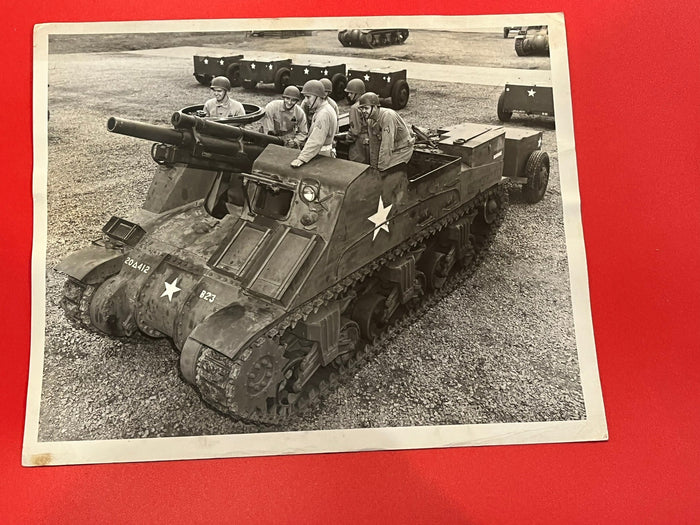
[251,63,256,69]
[527,89,536,97]
[268,64,273,70]
[323,69,328,76]
[304,67,309,75]
[368,196,393,241]
[203,58,209,64]
[160,278,181,302]
[364,74,370,82]
[386,76,391,83]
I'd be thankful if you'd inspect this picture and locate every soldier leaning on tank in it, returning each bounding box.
[291,80,338,168]
[342,78,370,164]
[358,91,415,172]
[300,78,339,132]
[259,85,308,149]
[203,76,245,119]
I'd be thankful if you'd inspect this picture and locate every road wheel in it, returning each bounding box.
[390,79,410,109]
[339,318,360,353]
[274,67,291,93]
[497,90,512,122]
[226,64,241,87]
[522,150,550,203]
[352,293,386,341]
[419,251,449,291]
[515,37,527,56]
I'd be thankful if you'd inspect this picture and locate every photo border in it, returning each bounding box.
[24,12,607,467]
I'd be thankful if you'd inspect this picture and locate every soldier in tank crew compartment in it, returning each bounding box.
[203,76,246,118]
[301,78,339,132]
[291,80,338,168]
[342,78,370,164]
[319,78,340,119]
[260,85,308,149]
[358,91,415,172]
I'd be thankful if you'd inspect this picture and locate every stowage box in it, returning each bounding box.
[436,123,506,168]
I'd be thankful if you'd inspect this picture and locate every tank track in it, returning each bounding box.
[60,278,98,330]
[194,183,509,426]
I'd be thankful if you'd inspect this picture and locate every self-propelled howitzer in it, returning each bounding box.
[56,114,547,425]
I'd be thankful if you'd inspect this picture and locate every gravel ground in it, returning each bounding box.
[37,32,582,442]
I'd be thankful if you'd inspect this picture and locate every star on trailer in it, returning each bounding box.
[161,278,181,302]
[368,196,393,241]
[527,89,536,97]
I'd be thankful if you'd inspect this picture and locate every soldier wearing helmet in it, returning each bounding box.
[343,78,369,163]
[319,78,340,116]
[291,79,338,168]
[300,77,339,130]
[260,85,308,148]
[203,76,245,118]
[358,91,415,171]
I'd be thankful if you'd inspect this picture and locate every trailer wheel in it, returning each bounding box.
[515,37,527,56]
[522,150,550,203]
[226,64,241,87]
[194,73,213,86]
[391,79,410,109]
[274,67,291,93]
[497,90,512,122]
[330,73,348,101]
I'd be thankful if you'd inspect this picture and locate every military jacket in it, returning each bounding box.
[203,97,246,118]
[367,107,415,171]
[296,101,338,163]
[260,100,308,146]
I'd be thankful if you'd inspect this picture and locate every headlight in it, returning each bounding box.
[301,185,317,202]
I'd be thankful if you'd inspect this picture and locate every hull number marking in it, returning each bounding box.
[124,256,150,274]
[199,290,217,303]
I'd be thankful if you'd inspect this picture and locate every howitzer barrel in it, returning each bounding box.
[171,112,285,148]
[108,116,247,157]
[108,117,186,146]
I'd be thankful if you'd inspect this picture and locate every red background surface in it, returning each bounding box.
[3,1,699,523]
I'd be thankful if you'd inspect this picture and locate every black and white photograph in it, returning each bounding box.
[24,14,606,466]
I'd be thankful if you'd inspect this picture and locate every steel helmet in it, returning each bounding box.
[319,77,333,94]
[358,92,380,107]
[282,85,301,100]
[210,76,231,91]
[301,79,326,98]
[345,78,366,95]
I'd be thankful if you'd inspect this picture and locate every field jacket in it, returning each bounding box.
[367,107,415,171]
[347,102,369,163]
[203,97,245,118]
[260,100,308,146]
[296,101,338,163]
